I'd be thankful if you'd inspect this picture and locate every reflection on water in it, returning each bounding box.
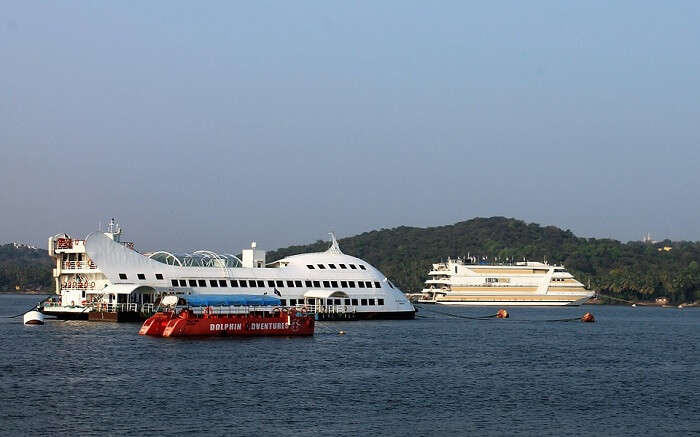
[1,294,698,436]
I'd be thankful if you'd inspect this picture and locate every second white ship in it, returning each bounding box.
[419,257,594,306]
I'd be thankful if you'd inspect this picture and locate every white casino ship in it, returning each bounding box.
[419,257,594,306]
[44,220,415,320]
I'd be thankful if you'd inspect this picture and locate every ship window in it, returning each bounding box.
[358,281,365,288]
[219,280,227,287]
[155,273,163,280]
[349,264,357,269]
[305,280,312,287]
[268,280,275,287]
[179,280,187,287]
[287,280,295,287]
[331,281,338,288]
[378,299,384,305]
[348,281,356,288]
[171,279,178,287]
[334,299,341,305]
[137,274,146,280]
[249,280,257,288]
[209,280,218,287]
[239,280,247,287]
[119,273,127,280]
[317,264,325,269]
[307,264,314,269]
[339,264,347,269]
[188,279,197,287]
[313,281,320,288]
[361,299,368,306]
[359,265,366,270]
[276,280,284,287]
[289,299,296,305]
[365,281,373,288]
[344,299,351,305]
[229,280,238,287]
[341,280,348,287]
[323,281,330,288]
[257,280,264,287]
[329,264,336,269]
[294,280,302,287]
[352,299,358,306]
[374,281,381,288]
[199,280,207,287]
[368,299,375,305]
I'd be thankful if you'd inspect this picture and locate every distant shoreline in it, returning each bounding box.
[0,290,53,295]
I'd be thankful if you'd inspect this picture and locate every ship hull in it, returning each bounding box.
[420,296,592,306]
[140,308,315,337]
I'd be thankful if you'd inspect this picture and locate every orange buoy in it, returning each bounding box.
[581,312,595,323]
[496,309,509,319]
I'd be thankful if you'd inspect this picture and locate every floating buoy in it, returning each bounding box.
[338,330,346,335]
[23,310,44,325]
[581,312,595,323]
[496,309,509,319]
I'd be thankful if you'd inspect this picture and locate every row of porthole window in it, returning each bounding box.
[283,298,384,306]
[168,278,385,289]
[118,272,396,291]
[307,263,366,270]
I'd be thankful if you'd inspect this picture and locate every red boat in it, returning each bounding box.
[140,306,315,337]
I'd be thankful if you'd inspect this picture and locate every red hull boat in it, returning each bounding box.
[140,307,315,337]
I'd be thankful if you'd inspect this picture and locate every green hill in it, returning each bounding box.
[267,217,700,304]
[0,244,53,291]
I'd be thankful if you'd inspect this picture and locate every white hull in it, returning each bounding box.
[425,300,587,306]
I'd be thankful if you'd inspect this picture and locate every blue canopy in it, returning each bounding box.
[186,294,281,307]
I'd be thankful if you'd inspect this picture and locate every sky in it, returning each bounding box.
[1,1,699,252]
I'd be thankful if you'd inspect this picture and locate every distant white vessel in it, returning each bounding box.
[419,258,594,306]
[43,219,415,320]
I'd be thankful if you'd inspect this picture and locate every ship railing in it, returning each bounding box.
[55,239,86,251]
[62,260,98,270]
[188,305,279,315]
[296,304,357,315]
[87,302,156,313]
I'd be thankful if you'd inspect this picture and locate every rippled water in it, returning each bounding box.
[1,294,699,436]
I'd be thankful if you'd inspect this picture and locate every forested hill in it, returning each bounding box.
[267,217,700,304]
[0,244,53,291]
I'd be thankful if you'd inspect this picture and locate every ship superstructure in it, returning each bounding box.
[44,220,415,320]
[419,258,594,306]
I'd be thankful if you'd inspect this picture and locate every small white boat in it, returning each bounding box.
[23,310,45,325]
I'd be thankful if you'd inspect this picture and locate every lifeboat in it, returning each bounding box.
[139,294,315,338]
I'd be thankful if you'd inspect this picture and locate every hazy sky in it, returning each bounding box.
[2,1,699,252]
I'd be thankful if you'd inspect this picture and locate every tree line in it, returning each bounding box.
[0,244,54,291]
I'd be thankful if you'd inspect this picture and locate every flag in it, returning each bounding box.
[273,288,281,296]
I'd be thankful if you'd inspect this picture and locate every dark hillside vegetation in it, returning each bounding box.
[268,217,700,304]
[0,244,53,291]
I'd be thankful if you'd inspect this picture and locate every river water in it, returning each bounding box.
[1,294,698,436]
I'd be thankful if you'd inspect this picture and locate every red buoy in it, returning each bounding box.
[581,312,595,323]
[496,309,509,319]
